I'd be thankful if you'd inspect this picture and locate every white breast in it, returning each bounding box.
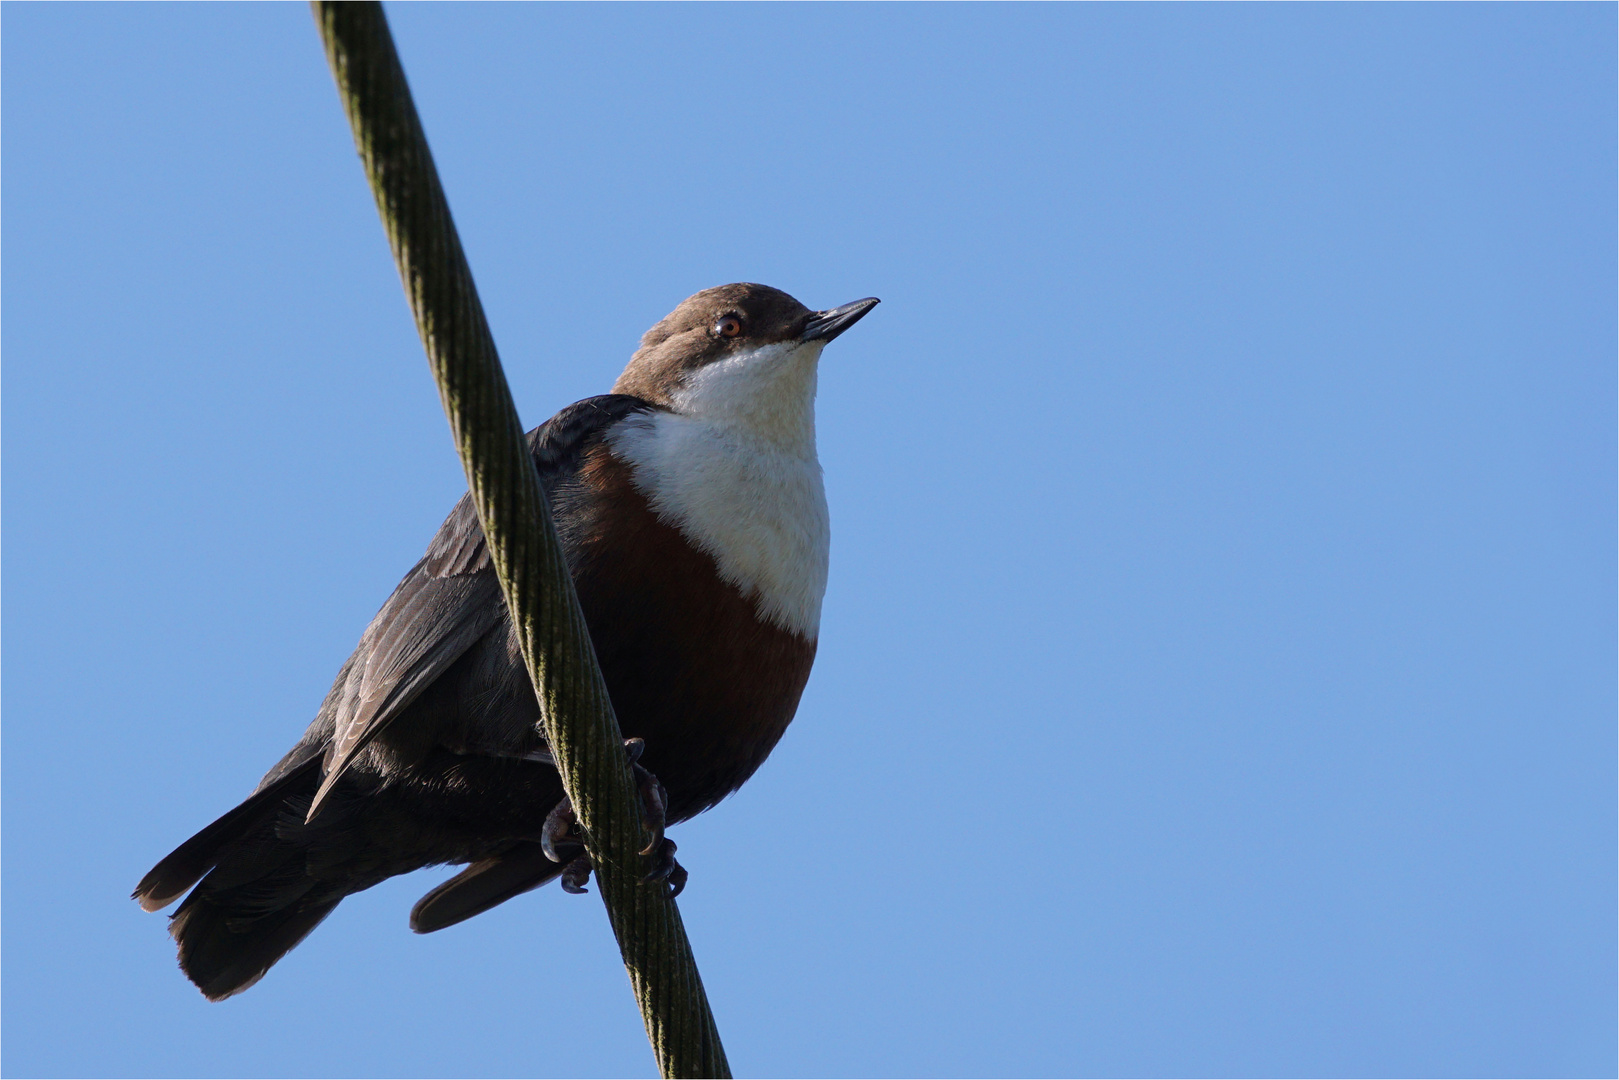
[607,341,830,641]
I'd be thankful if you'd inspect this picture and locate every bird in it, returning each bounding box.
[133,283,879,1001]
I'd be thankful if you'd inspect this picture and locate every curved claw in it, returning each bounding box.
[541,798,579,864]
[560,852,593,894]
[642,838,686,898]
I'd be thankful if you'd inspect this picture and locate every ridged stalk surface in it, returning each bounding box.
[311,5,730,1075]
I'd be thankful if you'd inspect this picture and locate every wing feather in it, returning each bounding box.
[305,395,654,820]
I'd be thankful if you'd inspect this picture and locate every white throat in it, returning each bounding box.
[608,341,830,640]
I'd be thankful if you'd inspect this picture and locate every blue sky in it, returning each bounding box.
[3,4,1613,1077]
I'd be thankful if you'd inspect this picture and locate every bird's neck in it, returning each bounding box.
[606,344,830,640]
[666,340,823,458]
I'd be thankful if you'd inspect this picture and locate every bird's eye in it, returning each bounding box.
[714,314,744,339]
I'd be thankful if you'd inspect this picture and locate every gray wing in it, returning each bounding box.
[304,394,654,820]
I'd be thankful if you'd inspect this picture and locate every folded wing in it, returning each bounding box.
[305,395,654,820]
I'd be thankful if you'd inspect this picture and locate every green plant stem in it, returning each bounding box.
[310,4,730,1075]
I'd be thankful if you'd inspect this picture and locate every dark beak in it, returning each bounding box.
[801,297,880,343]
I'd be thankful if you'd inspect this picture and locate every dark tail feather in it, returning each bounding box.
[410,841,562,934]
[165,792,359,1001]
[170,889,341,1001]
[138,753,358,1000]
[133,751,323,912]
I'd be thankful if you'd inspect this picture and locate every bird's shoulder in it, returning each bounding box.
[423,394,659,578]
[530,393,659,482]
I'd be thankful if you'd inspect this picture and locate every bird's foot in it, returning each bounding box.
[540,738,684,897]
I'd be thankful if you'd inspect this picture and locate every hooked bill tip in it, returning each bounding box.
[801,297,880,343]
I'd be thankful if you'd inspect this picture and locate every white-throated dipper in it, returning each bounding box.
[134,283,879,1000]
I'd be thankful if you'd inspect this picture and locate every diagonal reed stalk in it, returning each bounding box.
[311,5,730,1075]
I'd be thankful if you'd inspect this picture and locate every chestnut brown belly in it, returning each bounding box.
[565,445,817,821]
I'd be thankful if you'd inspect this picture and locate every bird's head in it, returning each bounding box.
[613,283,878,448]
